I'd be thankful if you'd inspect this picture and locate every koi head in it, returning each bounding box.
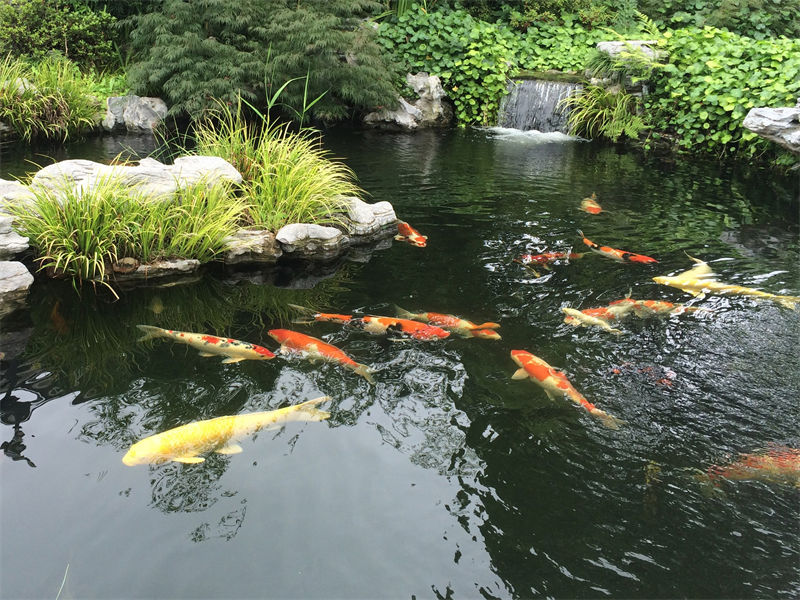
[267,329,293,344]
[510,349,533,369]
[123,436,166,466]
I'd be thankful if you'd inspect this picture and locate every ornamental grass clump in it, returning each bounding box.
[8,174,244,295]
[561,85,647,142]
[193,100,362,232]
[0,55,101,141]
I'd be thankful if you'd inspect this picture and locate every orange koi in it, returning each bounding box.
[613,298,702,317]
[580,192,603,214]
[561,307,626,335]
[394,306,501,339]
[577,230,658,264]
[50,300,69,335]
[510,350,623,429]
[395,221,428,247]
[514,251,584,269]
[267,329,375,383]
[287,305,450,340]
[287,305,355,325]
[136,325,275,363]
[705,447,800,487]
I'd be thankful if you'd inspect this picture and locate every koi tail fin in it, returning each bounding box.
[353,363,376,385]
[469,328,502,340]
[287,303,316,316]
[294,396,332,421]
[576,229,585,239]
[777,296,800,311]
[591,408,624,430]
[475,322,501,330]
[393,305,416,320]
[136,324,165,342]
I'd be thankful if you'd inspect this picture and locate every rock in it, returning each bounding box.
[0,261,34,319]
[223,230,282,264]
[276,223,349,259]
[102,95,168,133]
[112,258,201,282]
[364,73,454,130]
[743,102,800,155]
[596,40,658,60]
[112,257,141,274]
[0,179,36,210]
[338,196,398,239]
[0,216,28,259]
[30,156,242,200]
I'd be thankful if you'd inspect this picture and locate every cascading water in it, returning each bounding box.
[497,79,583,133]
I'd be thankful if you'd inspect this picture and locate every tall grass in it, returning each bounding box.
[561,85,647,142]
[192,99,362,231]
[0,54,104,141]
[7,174,245,295]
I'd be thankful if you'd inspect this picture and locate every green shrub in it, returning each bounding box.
[562,85,647,141]
[0,55,103,141]
[645,26,800,158]
[0,0,117,70]
[126,0,398,121]
[192,99,362,231]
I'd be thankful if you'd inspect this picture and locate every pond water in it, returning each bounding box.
[1,129,799,599]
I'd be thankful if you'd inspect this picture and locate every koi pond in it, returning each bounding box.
[1,129,798,599]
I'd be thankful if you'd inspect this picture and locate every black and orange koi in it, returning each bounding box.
[577,230,658,264]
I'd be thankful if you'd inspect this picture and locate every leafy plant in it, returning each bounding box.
[562,84,648,141]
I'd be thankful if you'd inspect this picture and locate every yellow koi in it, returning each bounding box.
[122,397,331,465]
[653,256,800,310]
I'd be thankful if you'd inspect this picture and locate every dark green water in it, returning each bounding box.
[1,129,799,599]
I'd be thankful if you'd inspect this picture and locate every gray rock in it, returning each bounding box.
[112,258,201,282]
[276,223,349,259]
[223,230,282,264]
[337,196,398,239]
[596,40,658,60]
[0,261,34,318]
[364,73,454,130]
[0,179,36,212]
[171,156,243,186]
[102,95,168,133]
[743,103,800,155]
[0,216,28,259]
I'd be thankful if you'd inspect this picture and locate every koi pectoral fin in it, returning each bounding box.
[221,357,246,364]
[216,443,243,455]
[197,352,216,357]
[511,368,529,380]
[174,456,205,464]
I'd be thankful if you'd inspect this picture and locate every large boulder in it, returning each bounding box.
[102,95,168,133]
[338,196,398,238]
[364,72,454,130]
[223,230,283,265]
[743,99,800,155]
[0,261,34,319]
[30,156,242,200]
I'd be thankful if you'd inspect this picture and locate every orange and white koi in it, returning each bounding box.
[580,192,603,214]
[510,350,623,429]
[610,297,704,318]
[653,255,800,310]
[136,325,275,363]
[577,230,658,264]
[395,221,428,247]
[122,397,331,465]
[514,251,584,269]
[288,305,450,340]
[394,305,501,339]
[267,329,375,383]
[561,307,626,335]
[705,447,800,487]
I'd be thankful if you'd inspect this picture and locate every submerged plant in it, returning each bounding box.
[561,85,647,142]
[193,99,361,231]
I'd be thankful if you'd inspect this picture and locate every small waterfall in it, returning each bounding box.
[497,79,583,133]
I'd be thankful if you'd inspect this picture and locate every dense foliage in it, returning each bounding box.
[377,6,618,125]
[0,0,117,70]
[126,0,398,121]
[646,26,800,158]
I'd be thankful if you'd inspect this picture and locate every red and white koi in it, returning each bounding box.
[580,192,603,215]
[267,329,375,384]
[136,325,275,363]
[394,305,501,339]
[510,350,623,429]
[395,221,428,247]
[561,307,626,335]
[705,447,800,487]
[288,305,450,340]
[610,297,704,318]
[577,230,658,264]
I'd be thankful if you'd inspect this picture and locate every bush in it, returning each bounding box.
[126,0,398,121]
[0,55,104,141]
[0,0,117,70]
[562,85,647,141]
[646,26,800,158]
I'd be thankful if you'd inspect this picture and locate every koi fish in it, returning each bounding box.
[562,307,625,335]
[395,221,427,247]
[394,306,501,339]
[514,251,584,277]
[288,305,450,340]
[577,230,658,264]
[613,298,704,317]
[652,255,800,310]
[122,397,331,465]
[580,193,603,214]
[267,329,375,383]
[705,447,800,487]
[510,350,623,429]
[136,325,275,363]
